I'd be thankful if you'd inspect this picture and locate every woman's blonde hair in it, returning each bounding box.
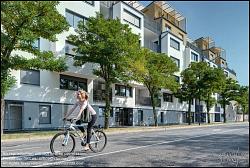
[77,90,89,101]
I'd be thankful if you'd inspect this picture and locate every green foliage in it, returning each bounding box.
[235,86,249,115]
[1,1,70,98]
[1,70,16,98]
[67,13,140,129]
[127,48,179,126]
[67,13,140,83]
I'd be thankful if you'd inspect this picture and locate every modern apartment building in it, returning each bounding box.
[3,1,238,131]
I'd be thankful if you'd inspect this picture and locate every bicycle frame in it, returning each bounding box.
[63,122,101,146]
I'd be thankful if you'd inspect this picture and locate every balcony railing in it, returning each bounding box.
[136,97,161,107]
[144,16,161,34]
[144,41,160,53]
[225,67,236,76]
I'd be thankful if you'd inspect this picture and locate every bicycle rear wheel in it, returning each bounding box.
[50,132,75,157]
[89,130,107,153]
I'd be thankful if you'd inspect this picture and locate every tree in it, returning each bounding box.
[185,62,210,125]
[1,1,69,134]
[235,86,249,122]
[67,13,140,129]
[201,67,225,123]
[218,78,239,123]
[127,48,179,126]
[174,68,198,125]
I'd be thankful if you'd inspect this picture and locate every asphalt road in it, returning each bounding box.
[1,122,249,167]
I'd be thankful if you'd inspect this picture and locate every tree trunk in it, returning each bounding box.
[150,93,158,127]
[206,98,210,124]
[198,98,201,125]
[104,81,111,129]
[1,98,5,135]
[242,107,245,122]
[223,102,226,123]
[188,99,192,125]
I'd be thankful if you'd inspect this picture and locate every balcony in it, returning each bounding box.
[186,41,202,54]
[224,67,236,76]
[135,88,161,107]
[144,41,160,53]
[136,97,161,107]
[144,16,161,34]
[210,47,226,60]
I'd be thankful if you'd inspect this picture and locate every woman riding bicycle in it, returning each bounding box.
[63,90,97,151]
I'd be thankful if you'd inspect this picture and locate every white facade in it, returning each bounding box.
[112,1,144,46]
[4,1,238,131]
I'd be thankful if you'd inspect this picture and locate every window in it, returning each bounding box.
[66,9,86,29]
[165,24,171,31]
[191,52,199,62]
[163,93,173,102]
[161,112,164,123]
[173,75,180,83]
[224,71,229,77]
[20,69,40,86]
[115,85,132,97]
[170,38,180,51]
[98,107,113,117]
[32,38,40,49]
[39,105,51,124]
[123,9,141,28]
[65,41,82,56]
[170,56,180,68]
[138,110,143,122]
[85,1,94,6]
[60,74,87,91]
[93,80,112,102]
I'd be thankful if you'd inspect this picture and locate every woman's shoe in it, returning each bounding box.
[84,145,90,151]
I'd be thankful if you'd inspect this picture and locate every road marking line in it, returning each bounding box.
[33,128,242,167]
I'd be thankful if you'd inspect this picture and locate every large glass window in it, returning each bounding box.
[163,93,173,102]
[170,38,180,51]
[99,107,113,117]
[123,9,141,28]
[191,52,199,62]
[173,75,180,83]
[20,69,40,86]
[39,105,51,124]
[60,74,87,91]
[32,38,40,49]
[170,56,180,68]
[115,85,133,97]
[93,80,112,102]
[65,41,82,56]
[65,9,86,29]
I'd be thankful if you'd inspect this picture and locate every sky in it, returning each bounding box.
[140,1,249,86]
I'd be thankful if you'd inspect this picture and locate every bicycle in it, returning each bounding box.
[50,119,107,157]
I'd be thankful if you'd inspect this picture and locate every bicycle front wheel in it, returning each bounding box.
[89,130,107,153]
[50,132,76,157]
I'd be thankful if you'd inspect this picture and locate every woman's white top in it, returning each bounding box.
[67,100,96,120]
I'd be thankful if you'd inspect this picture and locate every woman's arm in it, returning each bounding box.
[64,103,78,119]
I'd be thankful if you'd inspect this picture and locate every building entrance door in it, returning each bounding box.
[8,105,23,130]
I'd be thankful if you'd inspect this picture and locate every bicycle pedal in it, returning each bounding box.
[81,141,86,146]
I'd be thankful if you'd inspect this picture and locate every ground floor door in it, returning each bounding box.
[116,108,133,126]
[7,105,23,130]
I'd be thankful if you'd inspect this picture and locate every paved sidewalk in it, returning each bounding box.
[1,122,248,143]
